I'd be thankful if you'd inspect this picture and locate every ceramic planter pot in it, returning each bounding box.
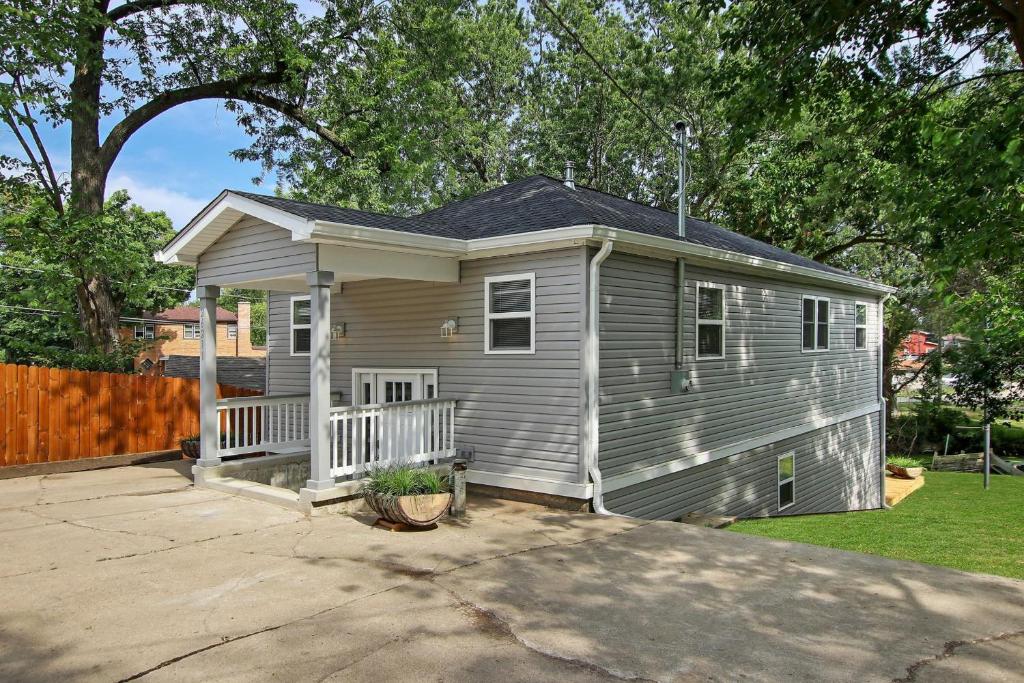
[365,492,452,527]
[886,463,923,479]
[180,439,200,459]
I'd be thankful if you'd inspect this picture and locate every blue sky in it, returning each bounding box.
[4,98,273,231]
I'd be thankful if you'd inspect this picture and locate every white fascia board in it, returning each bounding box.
[156,192,315,265]
[309,220,465,257]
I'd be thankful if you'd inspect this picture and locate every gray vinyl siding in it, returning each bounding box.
[604,412,880,519]
[266,248,587,483]
[598,251,881,516]
[196,217,315,286]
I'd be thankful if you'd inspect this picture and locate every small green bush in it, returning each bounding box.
[363,465,449,497]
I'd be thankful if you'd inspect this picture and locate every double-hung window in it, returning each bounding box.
[802,296,830,351]
[855,303,868,350]
[778,453,795,510]
[484,273,535,354]
[183,323,200,340]
[696,284,725,359]
[290,295,311,356]
[227,324,238,340]
[134,324,154,340]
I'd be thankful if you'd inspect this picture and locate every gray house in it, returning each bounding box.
[157,174,894,518]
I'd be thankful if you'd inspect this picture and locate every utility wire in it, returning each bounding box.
[536,0,675,146]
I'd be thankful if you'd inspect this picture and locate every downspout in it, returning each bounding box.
[878,292,891,509]
[675,258,685,372]
[586,240,615,514]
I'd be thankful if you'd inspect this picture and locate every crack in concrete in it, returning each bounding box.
[116,580,414,682]
[444,587,652,682]
[893,629,1024,682]
[95,519,306,562]
[30,485,194,508]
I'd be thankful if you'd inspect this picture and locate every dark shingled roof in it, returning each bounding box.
[231,191,459,238]
[232,176,856,279]
[417,176,852,277]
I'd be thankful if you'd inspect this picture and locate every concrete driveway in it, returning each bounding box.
[1,463,1022,682]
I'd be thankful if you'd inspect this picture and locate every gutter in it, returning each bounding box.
[585,240,615,514]
[878,292,892,509]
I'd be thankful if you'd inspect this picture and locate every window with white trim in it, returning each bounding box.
[290,295,311,356]
[802,296,829,351]
[484,273,535,354]
[227,324,238,340]
[696,284,725,358]
[778,452,795,510]
[855,303,868,350]
[134,324,154,340]
[183,323,200,340]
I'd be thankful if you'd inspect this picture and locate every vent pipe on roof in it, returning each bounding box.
[674,121,688,238]
[563,160,576,190]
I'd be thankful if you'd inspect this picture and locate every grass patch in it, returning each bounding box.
[729,471,1024,579]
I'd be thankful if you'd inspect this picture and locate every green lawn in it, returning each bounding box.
[730,471,1024,579]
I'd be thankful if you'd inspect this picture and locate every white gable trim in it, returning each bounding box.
[155,192,316,265]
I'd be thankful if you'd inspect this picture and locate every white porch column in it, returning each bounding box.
[196,285,221,467]
[305,270,335,490]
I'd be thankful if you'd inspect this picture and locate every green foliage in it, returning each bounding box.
[0,183,192,366]
[219,288,267,346]
[362,465,450,497]
[886,456,921,469]
[889,403,1024,458]
[731,471,1024,580]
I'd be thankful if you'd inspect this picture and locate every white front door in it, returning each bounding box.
[375,373,421,459]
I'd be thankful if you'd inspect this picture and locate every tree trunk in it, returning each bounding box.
[68,3,123,353]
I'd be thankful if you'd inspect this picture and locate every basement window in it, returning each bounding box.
[291,295,311,356]
[778,453,795,510]
[484,273,535,354]
[855,303,868,350]
[696,284,725,359]
[802,296,830,351]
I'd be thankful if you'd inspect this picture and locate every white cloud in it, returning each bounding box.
[106,174,207,229]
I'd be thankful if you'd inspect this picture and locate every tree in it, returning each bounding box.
[219,287,267,346]
[0,182,192,367]
[0,0,375,351]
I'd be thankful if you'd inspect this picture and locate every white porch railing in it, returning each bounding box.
[216,394,310,457]
[330,398,457,477]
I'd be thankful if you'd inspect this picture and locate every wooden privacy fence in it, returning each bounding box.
[0,362,260,467]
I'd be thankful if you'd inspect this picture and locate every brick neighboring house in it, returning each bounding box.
[120,301,265,374]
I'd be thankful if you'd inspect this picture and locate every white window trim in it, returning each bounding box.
[351,368,439,406]
[854,301,869,350]
[778,452,796,511]
[484,272,536,355]
[134,324,154,340]
[801,295,831,352]
[290,294,311,357]
[183,323,200,340]
[227,324,238,339]
[694,282,726,360]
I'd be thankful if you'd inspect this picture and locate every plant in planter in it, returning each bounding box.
[362,465,452,527]
[180,433,201,459]
[886,456,925,480]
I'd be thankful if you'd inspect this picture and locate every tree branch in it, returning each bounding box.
[1,107,64,215]
[106,0,204,22]
[813,232,891,261]
[98,70,353,172]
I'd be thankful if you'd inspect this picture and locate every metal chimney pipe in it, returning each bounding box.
[674,121,687,238]
[564,160,576,190]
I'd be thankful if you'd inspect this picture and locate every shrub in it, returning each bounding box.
[887,456,921,468]
[363,465,449,498]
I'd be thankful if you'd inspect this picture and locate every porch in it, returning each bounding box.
[189,233,464,511]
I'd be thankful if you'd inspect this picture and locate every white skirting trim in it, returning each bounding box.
[602,403,882,494]
[467,469,593,499]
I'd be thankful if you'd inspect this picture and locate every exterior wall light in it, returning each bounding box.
[441,318,459,338]
[330,322,346,340]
